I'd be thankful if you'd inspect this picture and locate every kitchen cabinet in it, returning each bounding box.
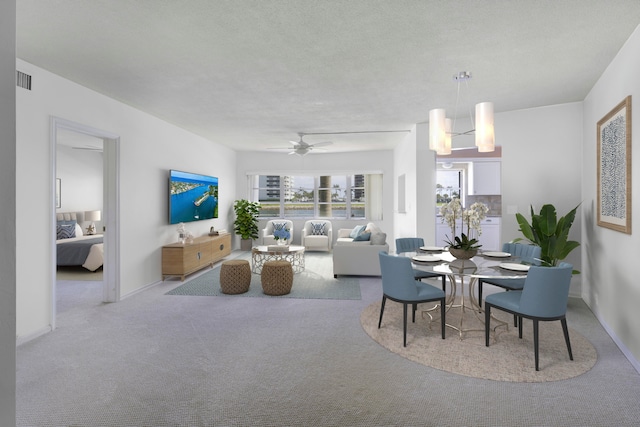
[469,161,501,195]
[435,217,501,251]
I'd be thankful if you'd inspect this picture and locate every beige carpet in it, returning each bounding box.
[361,298,597,382]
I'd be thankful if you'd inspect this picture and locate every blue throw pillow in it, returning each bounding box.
[349,225,366,239]
[56,224,76,240]
[353,232,371,241]
[310,222,326,235]
[273,222,287,231]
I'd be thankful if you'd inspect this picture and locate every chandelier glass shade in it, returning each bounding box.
[429,72,495,154]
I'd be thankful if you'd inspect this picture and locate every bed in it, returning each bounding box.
[56,212,104,271]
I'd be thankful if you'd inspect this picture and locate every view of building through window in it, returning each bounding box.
[254,174,367,218]
[436,169,462,207]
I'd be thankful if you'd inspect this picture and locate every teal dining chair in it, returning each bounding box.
[395,237,447,292]
[478,242,541,312]
[378,251,446,347]
[484,262,574,371]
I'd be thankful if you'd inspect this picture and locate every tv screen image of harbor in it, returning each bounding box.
[170,170,218,224]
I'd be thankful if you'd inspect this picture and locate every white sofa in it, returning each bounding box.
[332,222,389,277]
[301,220,332,251]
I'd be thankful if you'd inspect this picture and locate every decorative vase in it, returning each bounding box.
[277,238,287,246]
[449,248,477,260]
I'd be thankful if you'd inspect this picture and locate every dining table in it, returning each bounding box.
[404,247,531,339]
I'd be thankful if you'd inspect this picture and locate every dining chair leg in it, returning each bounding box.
[378,296,387,328]
[514,314,518,327]
[478,281,484,308]
[440,297,446,339]
[484,303,491,346]
[441,275,447,293]
[403,303,408,347]
[518,316,523,338]
[412,303,417,323]
[533,319,540,371]
[561,318,574,361]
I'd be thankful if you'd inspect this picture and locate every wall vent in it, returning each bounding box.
[16,70,32,90]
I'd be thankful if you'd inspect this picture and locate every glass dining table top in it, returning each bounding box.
[406,249,530,279]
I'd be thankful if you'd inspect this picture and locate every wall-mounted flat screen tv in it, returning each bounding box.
[169,169,218,224]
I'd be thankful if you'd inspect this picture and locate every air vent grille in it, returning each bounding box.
[16,71,32,90]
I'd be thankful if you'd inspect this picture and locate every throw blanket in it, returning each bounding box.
[57,237,103,267]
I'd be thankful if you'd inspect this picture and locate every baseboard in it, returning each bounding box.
[16,325,52,346]
[592,306,640,375]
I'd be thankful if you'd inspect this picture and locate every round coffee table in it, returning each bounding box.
[251,245,305,274]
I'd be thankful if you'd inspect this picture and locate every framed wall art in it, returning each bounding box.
[597,95,632,234]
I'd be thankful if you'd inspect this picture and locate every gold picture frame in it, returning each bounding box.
[597,96,632,234]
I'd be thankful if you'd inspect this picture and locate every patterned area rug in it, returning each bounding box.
[166,252,361,300]
[360,298,597,382]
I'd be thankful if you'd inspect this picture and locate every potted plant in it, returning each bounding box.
[233,199,261,251]
[440,198,489,259]
[514,203,580,272]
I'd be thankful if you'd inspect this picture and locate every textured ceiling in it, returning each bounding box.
[17,0,640,153]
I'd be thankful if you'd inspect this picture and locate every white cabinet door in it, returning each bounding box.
[470,161,501,195]
[478,217,501,251]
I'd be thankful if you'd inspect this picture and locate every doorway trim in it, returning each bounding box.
[50,117,121,329]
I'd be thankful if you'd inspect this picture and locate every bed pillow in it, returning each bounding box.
[56,223,76,240]
[75,223,84,237]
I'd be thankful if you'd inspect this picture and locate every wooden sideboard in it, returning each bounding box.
[162,233,231,281]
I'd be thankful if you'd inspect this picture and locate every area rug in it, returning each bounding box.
[56,266,103,282]
[360,299,597,382]
[166,252,361,300]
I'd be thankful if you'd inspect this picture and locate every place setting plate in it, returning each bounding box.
[483,251,511,258]
[419,246,445,252]
[498,262,530,272]
[412,254,441,263]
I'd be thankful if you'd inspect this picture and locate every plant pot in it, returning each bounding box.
[276,239,287,246]
[240,238,253,251]
[448,248,477,260]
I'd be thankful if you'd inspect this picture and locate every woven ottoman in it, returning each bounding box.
[219,260,251,294]
[261,260,294,296]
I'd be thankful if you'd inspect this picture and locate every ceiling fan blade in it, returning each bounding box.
[310,141,332,148]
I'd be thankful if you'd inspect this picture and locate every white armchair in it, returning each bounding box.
[262,220,294,245]
[301,220,332,251]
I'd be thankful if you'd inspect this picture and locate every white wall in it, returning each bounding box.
[582,24,640,368]
[15,60,237,340]
[497,103,584,295]
[393,126,418,245]
[56,145,103,229]
[0,0,16,424]
[235,150,394,248]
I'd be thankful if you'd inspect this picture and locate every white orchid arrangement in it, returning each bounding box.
[440,198,489,250]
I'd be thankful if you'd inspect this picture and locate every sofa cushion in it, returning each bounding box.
[370,232,387,245]
[310,222,326,235]
[353,232,371,242]
[272,222,288,231]
[349,225,367,239]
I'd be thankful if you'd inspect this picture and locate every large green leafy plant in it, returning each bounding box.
[514,203,580,272]
[233,199,261,240]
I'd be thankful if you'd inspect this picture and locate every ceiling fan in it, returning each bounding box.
[268,133,333,156]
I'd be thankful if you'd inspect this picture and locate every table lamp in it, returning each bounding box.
[84,210,101,235]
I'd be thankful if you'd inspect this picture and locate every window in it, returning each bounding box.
[251,174,377,219]
[436,169,462,207]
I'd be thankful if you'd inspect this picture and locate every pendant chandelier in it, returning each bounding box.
[429,71,494,155]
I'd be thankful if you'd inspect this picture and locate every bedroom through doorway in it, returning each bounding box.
[52,117,121,330]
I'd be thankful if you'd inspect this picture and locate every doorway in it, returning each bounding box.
[51,117,120,330]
